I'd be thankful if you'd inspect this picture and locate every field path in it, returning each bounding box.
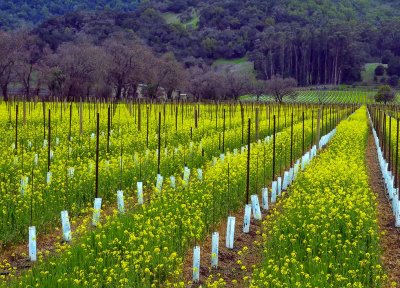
[366,128,400,286]
[183,204,264,287]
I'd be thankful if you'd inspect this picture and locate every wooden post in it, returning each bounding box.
[195,108,198,129]
[15,105,18,153]
[69,104,72,141]
[95,113,100,199]
[47,109,51,172]
[107,106,111,154]
[316,108,321,149]
[175,106,178,131]
[290,112,293,165]
[138,103,141,132]
[23,100,26,126]
[383,113,386,159]
[223,109,226,153]
[311,109,314,148]
[246,118,251,204]
[272,115,276,181]
[389,116,392,171]
[157,112,161,175]
[241,105,244,145]
[255,107,259,141]
[396,118,399,189]
[30,168,34,226]
[302,111,305,155]
[43,102,46,139]
[79,100,83,135]
[146,106,149,148]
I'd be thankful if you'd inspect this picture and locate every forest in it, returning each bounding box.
[1,0,400,100]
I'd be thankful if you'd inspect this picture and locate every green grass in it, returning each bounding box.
[361,63,388,83]
[162,12,181,25]
[212,57,255,76]
[185,15,199,28]
[162,12,199,29]
[213,57,248,65]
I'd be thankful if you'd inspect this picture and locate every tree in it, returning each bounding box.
[375,85,395,104]
[265,75,297,103]
[158,53,188,100]
[374,65,385,76]
[0,31,22,101]
[187,67,226,101]
[15,31,47,100]
[387,56,400,76]
[251,79,267,101]
[146,52,187,100]
[103,36,151,100]
[388,75,399,87]
[382,50,394,65]
[222,70,252,100]
[44,41,108,100]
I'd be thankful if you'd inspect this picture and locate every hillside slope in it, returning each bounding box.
[2,0,400,86]
[0,0,141,28]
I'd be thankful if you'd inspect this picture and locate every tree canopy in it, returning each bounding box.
[375,85,395,104]
[2,0,400,99]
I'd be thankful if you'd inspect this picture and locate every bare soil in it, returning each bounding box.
[366,129,400,286]
[183,208,264,287]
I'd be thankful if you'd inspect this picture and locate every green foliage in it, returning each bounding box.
[0,0,141,29]
[388,75,399,87]
[162,12,181,24]
[2,0,400,86]
[161,11,199,28]
[387,56,400,77]
[213,57,248,65]
[374,65,386,76]
[375,85,395,103]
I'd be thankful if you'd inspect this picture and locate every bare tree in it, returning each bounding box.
[222,70,252,100]
[146,52,187,100]
[159,53,188,100]
[103,36,151,100]
[187,66,205,101]
[251,79,267,101]
[265,75,297,103]
[44,41,108,101]
[0,31,22,101]
[187,67,225,101]
[15,31,45,100]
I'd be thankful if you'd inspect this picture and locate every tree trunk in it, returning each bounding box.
[324,45,328,84]
[167,89,174,100]
[294,47,298,81]
[269,49,273,78]
[35,79,41,98]
[334,46,339,85]
[132,84,138,99]
[116,85,123,100]
[280,41,285,76]
[317,50,321,85]
[1,84,8,102]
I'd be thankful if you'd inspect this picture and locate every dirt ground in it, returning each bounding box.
[366,129,400,286]
[183,205,265,287]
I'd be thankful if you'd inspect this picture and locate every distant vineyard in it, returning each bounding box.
[241,90,400,104]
